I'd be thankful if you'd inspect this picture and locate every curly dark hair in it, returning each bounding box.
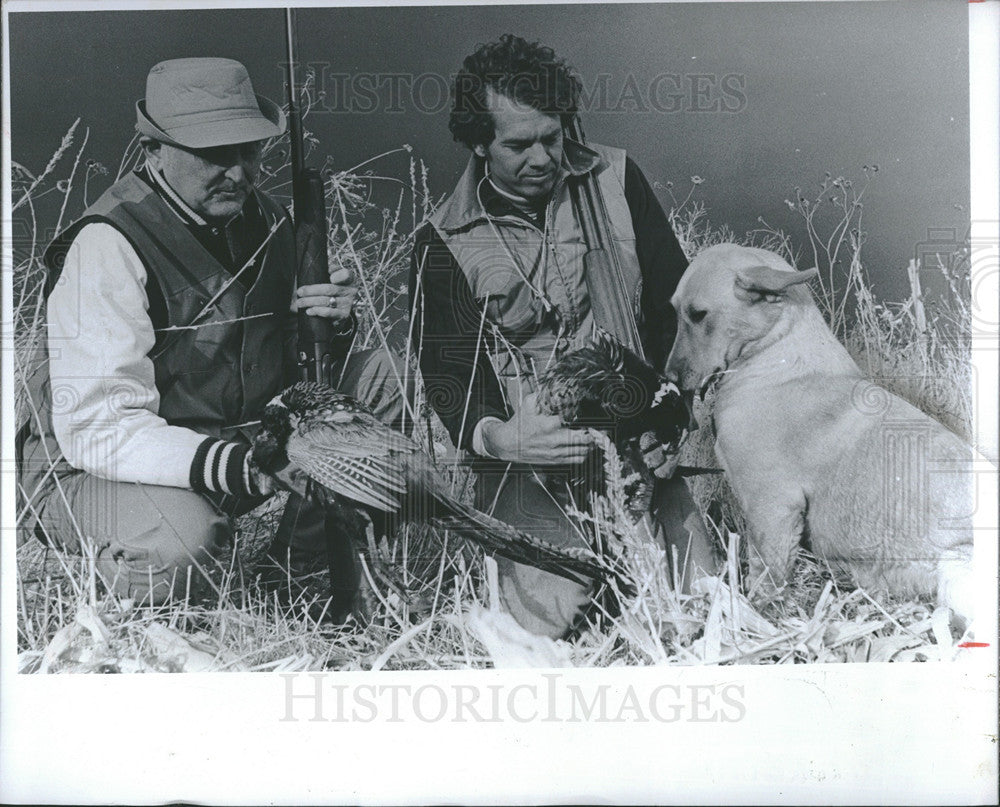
[449,34,582,150]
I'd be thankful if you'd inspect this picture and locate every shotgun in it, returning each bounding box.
[285,10,361,621]
[285,8,334,386]
[563,115,645,359]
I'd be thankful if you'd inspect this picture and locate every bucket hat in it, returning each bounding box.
[136,57,286,149]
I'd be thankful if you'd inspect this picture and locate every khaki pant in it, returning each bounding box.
[27,348,405,605]
[477,460,714,639]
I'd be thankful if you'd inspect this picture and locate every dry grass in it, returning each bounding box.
[12,117,977,672]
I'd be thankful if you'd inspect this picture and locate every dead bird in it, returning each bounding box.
[537,330,718,516]
[251,381,608,596]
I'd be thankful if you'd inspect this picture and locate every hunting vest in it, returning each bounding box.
[18,172,295,511]
[429,140,641,407]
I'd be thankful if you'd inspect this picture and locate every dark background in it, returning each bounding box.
[9,1,970,301]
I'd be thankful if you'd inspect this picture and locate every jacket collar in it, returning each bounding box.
[432,137,605,234]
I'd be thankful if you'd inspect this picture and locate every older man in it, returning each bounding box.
[411,35,716,638]
[19,58,401,612]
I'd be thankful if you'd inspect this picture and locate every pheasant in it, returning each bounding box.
[251,382,607,607]
[536,330,718,517]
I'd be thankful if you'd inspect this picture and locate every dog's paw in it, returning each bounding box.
[744,553,788,602]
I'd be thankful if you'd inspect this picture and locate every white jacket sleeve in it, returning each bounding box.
[47,222,210,488]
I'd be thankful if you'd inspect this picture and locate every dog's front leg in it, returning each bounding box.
[744,498,807,599]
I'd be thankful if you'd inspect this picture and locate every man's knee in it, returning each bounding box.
[483,469,593,638]
[338,348,409,427]
[138,487,231,564]
[113,485,232,603]
[35,474,232,604]
[497,558,593,639]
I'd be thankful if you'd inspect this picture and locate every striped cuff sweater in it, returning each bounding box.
[189,438,261,499]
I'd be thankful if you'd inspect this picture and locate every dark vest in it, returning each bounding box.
[18,172,295,512]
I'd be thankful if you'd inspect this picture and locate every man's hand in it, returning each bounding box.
[249,461,308,499]
[292,266,358,324]
[481,392,594,465]
[249,464,277,497]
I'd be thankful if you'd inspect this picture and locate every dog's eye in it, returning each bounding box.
[688,308,707,324]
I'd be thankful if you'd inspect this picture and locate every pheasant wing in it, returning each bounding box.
[287,408,417,512]
[297,407,416,457]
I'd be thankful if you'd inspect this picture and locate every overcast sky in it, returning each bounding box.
[8,1,970,302]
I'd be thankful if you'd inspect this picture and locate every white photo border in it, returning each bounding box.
[1,1,996,804]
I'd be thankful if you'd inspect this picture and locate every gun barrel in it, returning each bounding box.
[286,9,335,386]
[284,8,305,177]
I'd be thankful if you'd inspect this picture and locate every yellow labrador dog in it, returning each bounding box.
[665,243,983,623]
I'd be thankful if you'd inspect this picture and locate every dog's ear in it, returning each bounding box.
[734,265,819,303]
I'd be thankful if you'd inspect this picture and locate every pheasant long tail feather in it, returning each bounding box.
[429,497,604,587]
